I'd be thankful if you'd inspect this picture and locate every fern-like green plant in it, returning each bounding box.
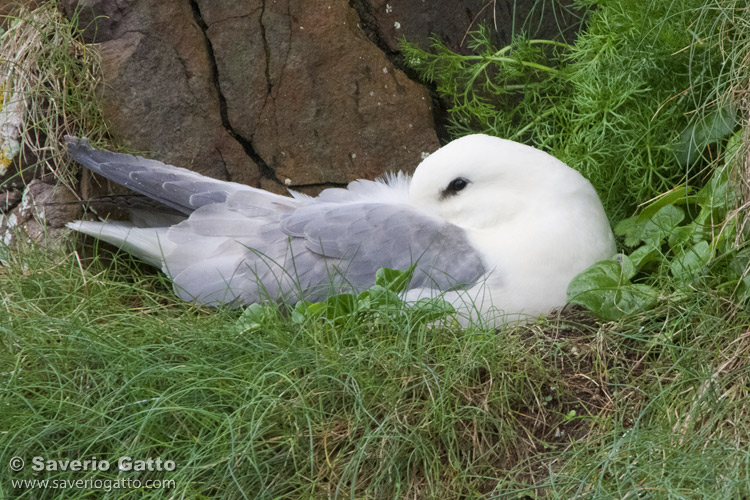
[401,0,739,222]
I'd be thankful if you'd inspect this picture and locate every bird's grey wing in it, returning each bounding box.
[65,136,287,215]
[281,202,486,291]
[157,201,330,305]
[156,197,485,306]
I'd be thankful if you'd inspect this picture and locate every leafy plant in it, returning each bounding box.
[568,131,748,319]
[236,267,456,331]
[402,0,749,322]
[567,254,658,321]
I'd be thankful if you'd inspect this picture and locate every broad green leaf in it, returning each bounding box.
[236,303,273,332]
[628,244,660,269]
[724,129,743,158]
[615,205,684,248]
[306,301,328,318]
[291,301,315,323]
[728,248,750,301]
[668,223,706,252]
[637,185,692,221]
[325,293,356,322]
[291,266,447,325]
[736,275,750,302]
[670,240,711,282]
[697,175,728,211]
[375,267,414,294]
[695,156,731,217]
[640,204,685,246]
[615,216,645,247]
[675,105,737,166]
[729,248,750,278]
[410,297,456,322]
[616,253,636,280]
[615,284,659,316]
[357,285,402,314]
[567,257,657,321]
[694,208,714,228]
[714,215,737,250]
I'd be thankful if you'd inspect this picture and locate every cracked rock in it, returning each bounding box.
[62,0,440,191]
[61,0,261,187]
[60,0,580,193]
[201,0,440,186]
[353,0,582,55]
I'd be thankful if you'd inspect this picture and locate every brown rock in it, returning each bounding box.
[59,0,581,194]
[59,0,125,43]
[354,0,583,55]
[0,180,82,248]
[61,0,440,193]
[196,0,439,186]
[62,0,260,187]
[22,180,82,228]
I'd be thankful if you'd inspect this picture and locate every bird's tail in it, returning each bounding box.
[67,221,172,269]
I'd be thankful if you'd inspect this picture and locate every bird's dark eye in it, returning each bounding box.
[449,178,468,191]
[440,177,470,199]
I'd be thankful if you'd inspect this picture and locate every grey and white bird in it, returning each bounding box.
[66,134,616,324]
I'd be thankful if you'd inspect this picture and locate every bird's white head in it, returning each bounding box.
[409,134,596,230]
[408,134,616,316]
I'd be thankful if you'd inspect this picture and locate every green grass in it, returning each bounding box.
[0,246,580,498]
[2,239,750,499]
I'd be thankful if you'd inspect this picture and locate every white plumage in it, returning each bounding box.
[66,134,616,324]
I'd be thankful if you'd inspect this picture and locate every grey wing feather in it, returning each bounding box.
[159,198,484,306]
[280,202,486,291]
[65,136,275,214]
[159,202,334,305]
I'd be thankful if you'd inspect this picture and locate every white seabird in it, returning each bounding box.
[65,134,616,323]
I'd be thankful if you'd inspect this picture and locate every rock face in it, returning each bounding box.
[195,0,439,189]
[57,0,580,193]
[61,0,260,187]
[352,0,581,56]
[60,0,442,193]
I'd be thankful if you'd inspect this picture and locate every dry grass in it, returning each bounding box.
[0,2,106,190]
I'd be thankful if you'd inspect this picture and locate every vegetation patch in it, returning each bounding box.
[1,248,647,499]
[0,2,106,188]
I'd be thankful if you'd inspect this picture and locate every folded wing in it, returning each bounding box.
[65,136,279,214]
[66,138,486,307]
